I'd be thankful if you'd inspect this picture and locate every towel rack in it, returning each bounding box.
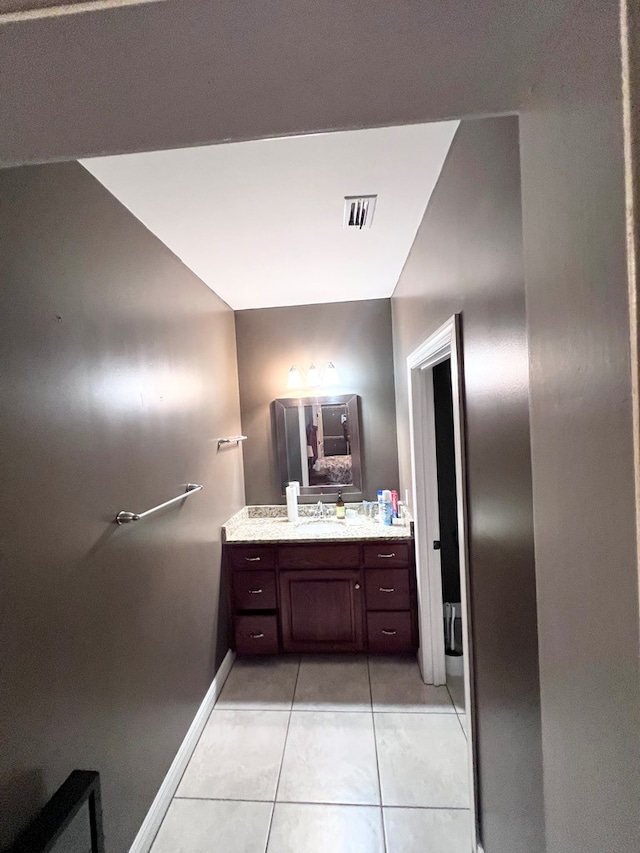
[217,435,248,449]
[8,770,104,853]
[115,483,203,525]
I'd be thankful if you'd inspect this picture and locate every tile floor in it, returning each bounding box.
[150,655,470,853]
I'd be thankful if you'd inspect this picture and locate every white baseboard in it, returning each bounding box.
[128,648,236,853]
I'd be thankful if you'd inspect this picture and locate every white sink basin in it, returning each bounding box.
[295,520,345,535]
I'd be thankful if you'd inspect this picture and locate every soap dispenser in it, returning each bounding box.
[335,491,345,520]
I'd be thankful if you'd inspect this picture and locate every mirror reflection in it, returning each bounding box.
[273,394,362,495]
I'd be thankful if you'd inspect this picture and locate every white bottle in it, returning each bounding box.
[286,484,299,522]
[289,480,300,497]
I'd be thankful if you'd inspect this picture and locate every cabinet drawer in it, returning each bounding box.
[232,570,277,611]
[365,569,410,610]
[235,615,279,655]
[367,611,413,652]
[228,545,276,569]
[278,543,360,569]
[363,542,410,568]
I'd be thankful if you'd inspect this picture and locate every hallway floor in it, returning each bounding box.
[150,655,470,852]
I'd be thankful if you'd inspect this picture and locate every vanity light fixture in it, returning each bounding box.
[286,362,338,389]
[307,363,321,388]
[287,365,303,390]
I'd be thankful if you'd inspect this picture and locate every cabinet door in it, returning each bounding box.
[279,569,364,652]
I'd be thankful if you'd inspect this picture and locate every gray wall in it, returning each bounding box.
[520,5,640,852]
[0,0,576,166]
[235,299,399,505]
[391,116,544,853]
[0,162,245,852]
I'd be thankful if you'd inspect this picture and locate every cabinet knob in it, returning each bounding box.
[379,587,395,593]
[381,629,398,636]
[250,632,265,639]
[378,553,396,559]
[248,588,263,594]
[245,556,261,562]
[354,583,361,590]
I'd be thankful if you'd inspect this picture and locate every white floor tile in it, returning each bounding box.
[216,656,300,711]
[277,711,380,805]
[375,712,469,808]
[457,711,468,738]
[177,709,289,801]
[384,807,472,853]
[294,655,371,711]
[267,803,384,853]
[447,676,465,713]
[150,798,272,853]
[369,655,455,713]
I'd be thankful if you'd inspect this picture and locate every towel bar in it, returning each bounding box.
[115,483,203,525]
[217,435,248,449]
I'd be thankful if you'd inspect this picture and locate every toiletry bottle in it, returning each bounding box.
[336,491,345,520]
[391,490,399,518]
[382,489,393,526]
[377,490,384,523]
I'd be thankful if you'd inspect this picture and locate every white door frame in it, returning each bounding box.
[407,313,479,849]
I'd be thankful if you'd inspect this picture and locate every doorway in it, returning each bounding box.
[407,314,479,850]
[433,358,466,710]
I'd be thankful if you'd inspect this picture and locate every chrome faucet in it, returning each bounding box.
[313,500,329,519]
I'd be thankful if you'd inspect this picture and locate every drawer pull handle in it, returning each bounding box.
[381,629,398,636]
[378,553,396,559]
[379,587,395,593]
[250,632,265,639]
[245,556,261,562]
[248,589,263,594]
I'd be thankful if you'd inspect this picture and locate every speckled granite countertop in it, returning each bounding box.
[223,505,414,543]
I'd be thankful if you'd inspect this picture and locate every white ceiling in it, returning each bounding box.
[81,122,458,310]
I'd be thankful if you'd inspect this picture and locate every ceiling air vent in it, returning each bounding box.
[343,195,377,230]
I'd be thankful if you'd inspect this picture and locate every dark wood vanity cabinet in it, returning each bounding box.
[224,539,418,655]
[280,569,363,652]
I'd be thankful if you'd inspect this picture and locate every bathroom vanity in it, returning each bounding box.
[223,508,417,656]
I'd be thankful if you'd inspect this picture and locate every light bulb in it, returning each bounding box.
[307,363,321,387]
[324,361,339,385]
[287,365,303,390]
